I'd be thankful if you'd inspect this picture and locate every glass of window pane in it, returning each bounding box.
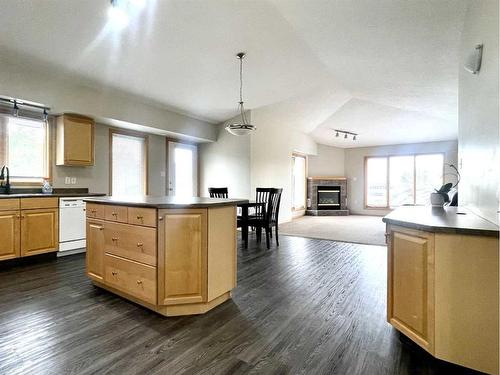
[366,157,387,207]
[389,155,414,207]
[112,134,146,196]
[415,154,444,205]
[292,156,306,210]
[7,118,47,180]
[174,147,194,197]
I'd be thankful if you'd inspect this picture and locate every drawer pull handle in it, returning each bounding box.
[99,227,104,231]
[136,215,143,220]
[137,242,143,247]
[111,212,118,217]
[91,209,96,214]
[112,237,119,242]
[112,271,118,276]
[136,280,143,285]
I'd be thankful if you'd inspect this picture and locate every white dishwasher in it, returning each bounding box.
[59,197,88,256]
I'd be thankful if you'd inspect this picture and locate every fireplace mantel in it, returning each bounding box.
[306,177,349,216]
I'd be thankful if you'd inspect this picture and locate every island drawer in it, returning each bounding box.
[103,221,157,266]
[0,199,20,211]
[21,197,58,209]
[104,253,157,305]
[128,207,156,227]
[86,203,105,219]
[104,205,128,223]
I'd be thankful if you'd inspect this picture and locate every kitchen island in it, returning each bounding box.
[84,196,247,316]
[383,206,499,374]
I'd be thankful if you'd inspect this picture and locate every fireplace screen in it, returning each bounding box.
[317,186,341,210]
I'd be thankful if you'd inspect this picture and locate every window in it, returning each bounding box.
[0,116,50,183]
[111,130,148,196]
[292,154,307,211]
[365,153,444,208]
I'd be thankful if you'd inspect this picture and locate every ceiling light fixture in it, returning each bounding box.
[108,0,130,30]
[13,101,19,117]
[225,52,257,136]
[333,129,358,141]
[43,108,49,122]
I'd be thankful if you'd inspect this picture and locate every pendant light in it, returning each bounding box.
[225,52,256,136]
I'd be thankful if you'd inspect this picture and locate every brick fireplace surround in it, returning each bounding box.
[306,177,349,216]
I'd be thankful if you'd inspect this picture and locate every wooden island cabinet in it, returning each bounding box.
[85,196,246,317]
[384,206,499,375]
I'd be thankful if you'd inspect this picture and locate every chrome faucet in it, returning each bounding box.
[0,166,10,194]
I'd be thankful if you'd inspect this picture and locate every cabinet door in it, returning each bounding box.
[387,226,434,353]
[20,208,59,257]
[86,219,105,281]
[57,115,94,166]
[0,211,20,261]
[158,209,207,305]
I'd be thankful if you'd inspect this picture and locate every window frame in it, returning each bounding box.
[109,128,149,196]
[364,152,445,209]
[0,115,51,185]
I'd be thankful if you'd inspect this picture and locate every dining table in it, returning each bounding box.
[237,200,266,248]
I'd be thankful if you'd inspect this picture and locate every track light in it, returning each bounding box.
[43,108,48,122]
[333,129,358,141]
[13,101,19,117]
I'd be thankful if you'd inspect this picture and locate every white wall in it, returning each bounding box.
[344,141,458,215]
[198,115,251,199]
[458,0,499,224]
[1,49,216,142]
[250,106,317,223]
[308,144,345,177]
[51,122,167,195]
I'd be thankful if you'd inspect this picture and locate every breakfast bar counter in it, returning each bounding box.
[84,196,247,317]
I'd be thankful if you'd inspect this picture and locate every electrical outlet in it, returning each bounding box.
[71,177,77,185]
[65,177,71,185]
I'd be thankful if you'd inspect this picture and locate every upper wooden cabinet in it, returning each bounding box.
[56,114,95,166]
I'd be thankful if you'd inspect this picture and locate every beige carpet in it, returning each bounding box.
[279,215,386,246]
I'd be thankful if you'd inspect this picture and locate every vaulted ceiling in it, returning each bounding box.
[0,0,466,147]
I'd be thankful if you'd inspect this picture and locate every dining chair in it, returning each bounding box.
[248,188,282,249]
[208,187,228,198]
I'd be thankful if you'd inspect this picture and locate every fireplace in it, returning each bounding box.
[317,186,341,210]
[306,177,348,216]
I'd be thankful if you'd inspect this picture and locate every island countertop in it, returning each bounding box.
[84,195,249,209]
[382,206,499,237]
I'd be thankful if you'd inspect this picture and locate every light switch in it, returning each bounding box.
[65,177,71,185]
[71,177,77,184]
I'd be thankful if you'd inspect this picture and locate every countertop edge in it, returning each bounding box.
[382,217,500,238]
[83,198,249,208]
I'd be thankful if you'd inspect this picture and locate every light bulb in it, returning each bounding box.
[335,132,339,137]
[344,133,348,139]
[353,135,357,141]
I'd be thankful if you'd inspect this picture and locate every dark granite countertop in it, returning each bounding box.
[0,190,106,199]
[382,206,499,237]
[84,195,249,209]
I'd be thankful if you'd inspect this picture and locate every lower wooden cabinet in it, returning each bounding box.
[0,210,20,261]
[387,227,434,353]
[158,209,208,306]
[20,208,59,257]
[387,224,499,375]
[86,219,105,281]
[0,201,58,260]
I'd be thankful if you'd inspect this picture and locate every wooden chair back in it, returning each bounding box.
[208,187,229,198]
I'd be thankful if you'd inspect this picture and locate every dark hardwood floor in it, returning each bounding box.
[0,235,480,375]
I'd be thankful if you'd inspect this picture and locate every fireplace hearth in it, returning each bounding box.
[306,177,348,216]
